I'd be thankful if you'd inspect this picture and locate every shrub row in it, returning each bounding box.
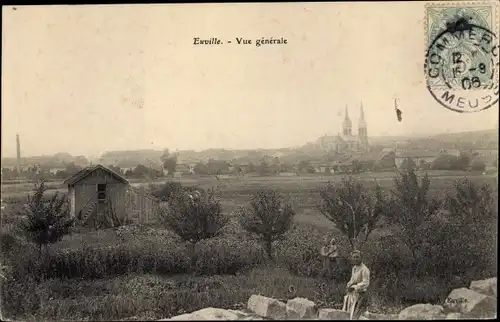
[4,230,265,281]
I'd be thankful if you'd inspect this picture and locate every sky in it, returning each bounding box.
[2,3,498,158]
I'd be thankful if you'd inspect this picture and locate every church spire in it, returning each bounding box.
[342,105,352,136]
[359,102,367,128]
[358,102,368,150]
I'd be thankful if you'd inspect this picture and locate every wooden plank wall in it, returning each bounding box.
[125,185,160,224]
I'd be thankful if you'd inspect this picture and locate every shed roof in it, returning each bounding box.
[63,164,129,186]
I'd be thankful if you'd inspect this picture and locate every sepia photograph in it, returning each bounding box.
[1,1,498,320]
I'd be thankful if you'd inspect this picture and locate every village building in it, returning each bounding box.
[175,163,195,177]
[235,162,252,174]
[394,150,441,169]
[278,171,298,176]
[473,148,498,157]
[64,164,159,228]
[49,167,66,175]
[439,148,461,157]
[310,161,335,174]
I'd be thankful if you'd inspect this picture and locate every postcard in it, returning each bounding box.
[1,2,498,321]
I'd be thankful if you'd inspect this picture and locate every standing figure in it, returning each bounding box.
[320,236,339,277]
[343,250,370,320]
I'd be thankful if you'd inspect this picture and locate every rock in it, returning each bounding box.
[165,308,264,320]
[247,295,286,320]
[363,311,398,320]
[227,310,263,320]
[359,316,368,320]
[445,312,462,319]
[445,288,496,318]
[166,313,195,320]
[398,304,446,320]
[167,308,241,320]
[286,297,317,319]
[470,277,497,297]
[318,309,350,320]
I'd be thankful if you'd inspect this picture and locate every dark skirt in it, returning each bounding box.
[352,291,370,319]
[322,256,337,277]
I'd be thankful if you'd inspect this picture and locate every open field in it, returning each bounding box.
[2,171,496,229]
[1,170,497,321]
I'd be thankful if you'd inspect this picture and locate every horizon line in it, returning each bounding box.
[1,127,498,160]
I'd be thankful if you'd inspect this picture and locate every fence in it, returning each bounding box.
[125,185,160,224]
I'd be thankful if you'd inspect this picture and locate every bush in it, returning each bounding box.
[276,224,351,282]
[1,266,347,321]
[421,178,497,279]
[193,236,265,275]
[152,181,184,201]
[400,158,417,171]
[470,159,486,172]
[6,229,265,281]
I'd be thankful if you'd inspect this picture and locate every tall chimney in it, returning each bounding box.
[16,134,21,174]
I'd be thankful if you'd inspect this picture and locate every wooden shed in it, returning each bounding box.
[64,164,130,228]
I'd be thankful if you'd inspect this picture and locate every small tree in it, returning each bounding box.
[431,154,459,170]
[108,165,123,174]
[400,157,417,171]
[161,149,178,176]
[318,177,384,250]
[160,191,228,267]
[351,160,363,173]
[470,159,486,172]
[377,151,396,169]
[456,152,472,171]
[152,181,184,201]
[239,189,295,259]
[386,170,440,260]
[21,180,74,258]
[445,178,495,231]
[297,160,312,173]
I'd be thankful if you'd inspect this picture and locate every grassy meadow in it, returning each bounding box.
[0,170,497,321]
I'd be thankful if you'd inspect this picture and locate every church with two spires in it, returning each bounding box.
[316,104,370,154]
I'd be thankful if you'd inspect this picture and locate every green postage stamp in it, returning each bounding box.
[424,1,499,113]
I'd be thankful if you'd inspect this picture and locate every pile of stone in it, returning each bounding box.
[161,295,350,321]
[160,277,497,320]
[398,276,497,320]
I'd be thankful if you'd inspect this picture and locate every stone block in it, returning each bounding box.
[318,309,350,320]
[445,287,497,318]
[470,277,497,298]
[286,297,317,319]
[363,311,398,320]
[398,304,445,320]
[445,312,462,319]
[247,295,286,320]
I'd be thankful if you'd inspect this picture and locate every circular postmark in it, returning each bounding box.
[425,18,499,113]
